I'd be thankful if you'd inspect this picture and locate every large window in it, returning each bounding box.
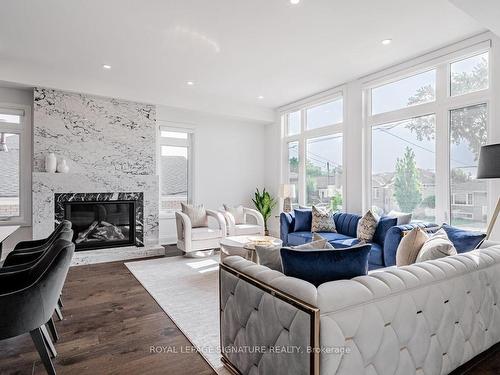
[306,98,343,130]
[450,52,489,96]
[371,115,436,221]
[450,104,488,229]
[371,70,436,115]
[281,94,344,209]
[286,141,299,205]
[306,135,343,209]
[0,107,30,224]
[366,48,490,230]
[159,128,193,212]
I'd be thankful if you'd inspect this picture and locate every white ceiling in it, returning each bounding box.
[0,0,485,122]
[450,0,500,37]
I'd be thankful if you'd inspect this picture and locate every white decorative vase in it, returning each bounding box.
[45,153,57,173]
[56,159,70,173]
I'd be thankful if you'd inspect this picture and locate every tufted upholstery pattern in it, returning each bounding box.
[221,244,500,375]
[333,213,361,238]
[221,256,318,375]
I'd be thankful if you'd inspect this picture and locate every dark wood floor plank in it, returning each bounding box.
[0,259,216,375]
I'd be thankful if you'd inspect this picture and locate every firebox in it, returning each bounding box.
[64,200,136,251]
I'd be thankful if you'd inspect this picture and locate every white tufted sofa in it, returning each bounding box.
[219,242,500,375]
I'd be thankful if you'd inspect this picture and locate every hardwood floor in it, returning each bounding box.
[0,258,216,375]
[0,255,499,375]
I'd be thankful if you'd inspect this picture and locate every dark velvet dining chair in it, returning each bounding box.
[0,239,75,375]
[3,220,73,321]
[12,221,72,252]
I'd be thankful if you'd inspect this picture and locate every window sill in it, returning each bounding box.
[0,218,30,227]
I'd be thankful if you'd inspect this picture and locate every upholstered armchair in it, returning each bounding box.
[176,209,226,255]
[221,206,265,236]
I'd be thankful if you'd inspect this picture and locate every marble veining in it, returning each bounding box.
[54,192,145,247]
[33,88,156,175]
[33,172,159,245]
[32,88,159,248]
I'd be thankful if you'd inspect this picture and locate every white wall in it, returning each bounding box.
[157,105,267,244]
[0,85,33,256]
[263,115,281,237]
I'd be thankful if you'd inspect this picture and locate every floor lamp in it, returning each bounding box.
[477,143,500,241]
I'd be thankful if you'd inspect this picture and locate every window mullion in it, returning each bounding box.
[299,109,307,206]
[435,63,450,224]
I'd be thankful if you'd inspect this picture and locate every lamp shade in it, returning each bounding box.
[279,184,296,198]
[477,143,500,179]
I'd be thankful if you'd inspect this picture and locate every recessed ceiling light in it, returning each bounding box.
[186,81,194,86]
[102,64,112,69]
[290,0,300,4]
[381,39,392,45]
[258,95,264,100]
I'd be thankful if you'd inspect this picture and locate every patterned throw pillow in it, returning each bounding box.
[357,210,379,242]
[311,206,337,233]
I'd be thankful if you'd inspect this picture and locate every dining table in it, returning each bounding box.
[0,225,20,260]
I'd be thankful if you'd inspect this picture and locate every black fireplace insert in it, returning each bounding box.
[64,200,136,251]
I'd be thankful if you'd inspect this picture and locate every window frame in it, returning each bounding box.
[0,103,31,226]
[280,90,346,208]
[157,124,195,217]
[363,41,492,227]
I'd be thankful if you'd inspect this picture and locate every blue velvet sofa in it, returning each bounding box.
[280,210,437,270]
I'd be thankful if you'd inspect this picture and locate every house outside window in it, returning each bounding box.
[0,106,31,225]
[159,128,193,213]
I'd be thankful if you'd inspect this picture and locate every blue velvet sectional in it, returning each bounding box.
[280,210,437,270]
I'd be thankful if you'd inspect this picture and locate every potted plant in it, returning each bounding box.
[252,188,277,236]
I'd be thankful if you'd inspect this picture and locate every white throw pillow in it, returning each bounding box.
[311,205,337,233]
[387,210,412,225]
[181,203,208,228]
[416,228,457,262]
[223,204,245,225]
[357,210,379,242]
[396,227,428,266]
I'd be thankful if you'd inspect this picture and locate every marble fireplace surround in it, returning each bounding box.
[33,172,164,265]
[32,87,164,264]
[54,192,145,248]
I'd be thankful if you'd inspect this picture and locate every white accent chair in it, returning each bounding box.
[175,209,226,256]
[221,207,265,236]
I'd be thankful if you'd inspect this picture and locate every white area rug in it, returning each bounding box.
[125,255,229,375]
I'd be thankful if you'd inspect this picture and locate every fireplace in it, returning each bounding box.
[64,201,136,251]
[54,192,145,251]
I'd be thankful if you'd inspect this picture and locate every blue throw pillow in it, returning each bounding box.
[293,209,312,232]
[442,224,485,253]
[373,216,398,246]
[280,244,371,287]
